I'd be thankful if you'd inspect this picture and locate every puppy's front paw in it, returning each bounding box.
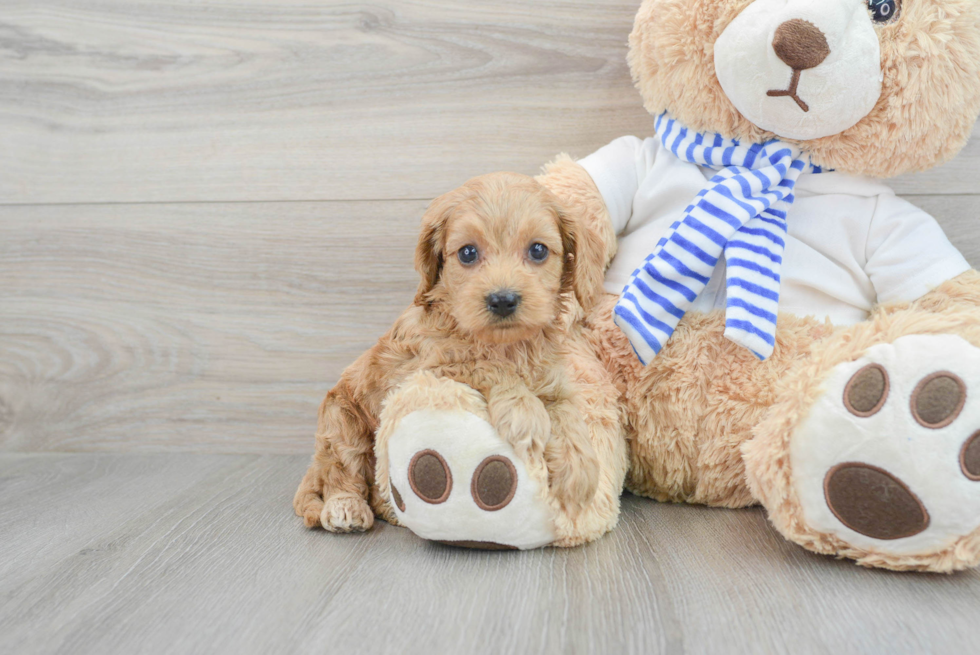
[488,389,551,459]
[320,494,374,533]
[545,434,600,517]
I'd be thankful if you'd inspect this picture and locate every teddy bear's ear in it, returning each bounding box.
[414,188,464,306]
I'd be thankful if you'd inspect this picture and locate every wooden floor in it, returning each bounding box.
[2,453,978,655]
[2,2,980,653]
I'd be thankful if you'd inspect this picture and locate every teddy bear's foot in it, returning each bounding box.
[376,373,556,550]
[385,408,556,549]
[782,334,980,571]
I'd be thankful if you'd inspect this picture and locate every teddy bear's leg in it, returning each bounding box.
[375,371,556,549]
[375,368,627,549]
[744,273,980,572]
[584,293,831,508]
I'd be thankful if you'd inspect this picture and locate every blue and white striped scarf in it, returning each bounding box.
[614,114,824,364]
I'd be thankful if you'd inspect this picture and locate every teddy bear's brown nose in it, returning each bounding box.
[772,19,830,71]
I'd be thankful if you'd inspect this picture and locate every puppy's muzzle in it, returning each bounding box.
[486,290,521,318]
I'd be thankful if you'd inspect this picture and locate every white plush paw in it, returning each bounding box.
[791,334,980,556]
[386,408,555,550]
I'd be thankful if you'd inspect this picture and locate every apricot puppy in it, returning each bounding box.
[294,173,607,538]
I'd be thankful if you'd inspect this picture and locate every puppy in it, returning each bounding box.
[293,172,603,533]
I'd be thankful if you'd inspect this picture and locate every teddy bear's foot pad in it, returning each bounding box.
[792,334,980,556]
[387,408,555,550]
[823,463,929,540]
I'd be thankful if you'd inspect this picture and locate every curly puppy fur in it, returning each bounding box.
[628,0,980,177]
[294,173,627,543]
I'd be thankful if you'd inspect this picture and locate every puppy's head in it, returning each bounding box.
[414,172,578,344]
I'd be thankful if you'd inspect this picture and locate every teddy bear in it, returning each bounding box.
[529,0,980,572]
[300,0,980,571]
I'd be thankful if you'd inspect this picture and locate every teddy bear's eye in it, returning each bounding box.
[868,0,901,23]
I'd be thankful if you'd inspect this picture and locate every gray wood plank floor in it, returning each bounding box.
[2,453,979,655]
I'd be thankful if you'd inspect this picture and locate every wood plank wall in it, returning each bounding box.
[1,1,978,454]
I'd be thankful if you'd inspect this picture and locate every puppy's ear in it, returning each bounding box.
[556,204,584,310]
[554,196,609,312]
[414,188,464,306]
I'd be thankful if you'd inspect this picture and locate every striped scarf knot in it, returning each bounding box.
[614,114,825,364]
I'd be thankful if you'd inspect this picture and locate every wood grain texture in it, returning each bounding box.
[1,453,978,655]
[0,0,648,204]
[0,200,424,453]
[2,195,979,454]
[1,1,975,205]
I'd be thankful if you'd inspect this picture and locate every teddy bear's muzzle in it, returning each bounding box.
[766,19,831,113]
[713,0,883,141]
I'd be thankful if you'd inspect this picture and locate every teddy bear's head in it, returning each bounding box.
[628,0,980,177]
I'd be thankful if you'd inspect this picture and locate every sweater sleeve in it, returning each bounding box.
[578,136,649,236]
[865,193,971,305]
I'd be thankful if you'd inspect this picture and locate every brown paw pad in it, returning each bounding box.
[391,483,406,512]
[471,456,518,511]
[844,364,889,417]
[911,371,966,429]
[962,431,980,481]
[824,463,930,540]
[409,449,452,504]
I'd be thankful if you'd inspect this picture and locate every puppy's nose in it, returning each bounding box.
[486,291,521,318]
[772,19,830,71]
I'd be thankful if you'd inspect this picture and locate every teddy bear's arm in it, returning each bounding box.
[864,193,971,307]
[890,270,980,315]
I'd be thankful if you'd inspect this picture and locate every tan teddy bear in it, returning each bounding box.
[533,0,980,572]
[299,0,980,572]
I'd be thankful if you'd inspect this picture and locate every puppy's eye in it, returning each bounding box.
[868,0,900,23]
[528,243,550,263]
[458,245,479,265]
